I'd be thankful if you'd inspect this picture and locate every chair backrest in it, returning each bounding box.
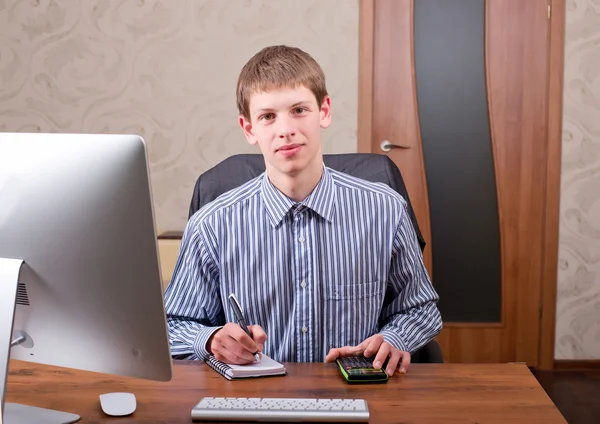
[188,153,426,251]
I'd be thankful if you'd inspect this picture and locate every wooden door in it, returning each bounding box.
[360,0,561,366]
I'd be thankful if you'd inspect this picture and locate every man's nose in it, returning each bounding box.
[276,116,296,138]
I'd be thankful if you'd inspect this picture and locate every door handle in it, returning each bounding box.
[380,140,410,152]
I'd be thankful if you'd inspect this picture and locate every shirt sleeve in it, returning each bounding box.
[163,218,225,360]
[378,199,443,353]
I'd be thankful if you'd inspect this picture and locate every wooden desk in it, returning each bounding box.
[6,360,565,423]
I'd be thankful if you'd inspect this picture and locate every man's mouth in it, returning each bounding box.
[276,143,303,152]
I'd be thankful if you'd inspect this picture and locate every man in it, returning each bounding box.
[164,45,442,376]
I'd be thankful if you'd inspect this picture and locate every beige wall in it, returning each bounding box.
[0,0,358,233]
[555,0,600,360]
[5,0,596,361]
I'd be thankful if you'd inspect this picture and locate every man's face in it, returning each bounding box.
[239,85,331,179]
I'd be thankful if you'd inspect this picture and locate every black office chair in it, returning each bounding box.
[189,153,443,363]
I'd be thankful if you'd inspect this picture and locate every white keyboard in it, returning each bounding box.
[191,396,370,422]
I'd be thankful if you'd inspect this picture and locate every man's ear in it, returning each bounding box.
[319,96,332,129]
[239,115,258,145]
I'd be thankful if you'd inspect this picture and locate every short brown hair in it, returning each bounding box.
[236,45,328,121]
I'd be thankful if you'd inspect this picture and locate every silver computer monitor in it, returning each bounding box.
[0,133,173,423]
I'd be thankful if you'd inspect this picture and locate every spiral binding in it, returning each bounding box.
[204,355,233,380]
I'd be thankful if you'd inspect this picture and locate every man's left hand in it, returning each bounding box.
[324,334,410,376]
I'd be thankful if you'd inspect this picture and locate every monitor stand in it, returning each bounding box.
[0,258,80,424]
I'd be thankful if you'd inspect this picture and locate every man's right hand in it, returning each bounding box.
[207,323,267,364]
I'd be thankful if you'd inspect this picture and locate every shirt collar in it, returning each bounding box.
[261,166,336,228]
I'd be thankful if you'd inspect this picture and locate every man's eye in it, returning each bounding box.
[293,107,306,114]
[261,113,275,121]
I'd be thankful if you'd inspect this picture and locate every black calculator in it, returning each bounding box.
[336,356,388,384]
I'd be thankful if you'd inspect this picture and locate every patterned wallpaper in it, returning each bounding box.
[555,0,600,360]
[5,0,595,360]
[0,0,358,232]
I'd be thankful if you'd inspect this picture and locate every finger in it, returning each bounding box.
[213,341,254,365]
[325,345,362,363]
[385,349,402,377]
[372,342,391,369]
[218,326,258,362]
[225,323,260,353]
[399,351,411,374]
[249,325,267,347]
[325,348,340,363]
[219,335,257,363]
[363,334,385,358]
[208,329,248,363]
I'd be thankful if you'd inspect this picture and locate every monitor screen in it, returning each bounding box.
[0,133,173,422]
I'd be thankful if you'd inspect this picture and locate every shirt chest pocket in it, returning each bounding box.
[326,281,383,300]
[325,281,384,347]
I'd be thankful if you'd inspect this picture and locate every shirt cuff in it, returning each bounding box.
[379,329,408,353]
[193,326,223,359]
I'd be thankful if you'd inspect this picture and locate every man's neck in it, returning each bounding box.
[267,160,324,203]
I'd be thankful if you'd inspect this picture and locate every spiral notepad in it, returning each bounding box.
[204,354,286,380]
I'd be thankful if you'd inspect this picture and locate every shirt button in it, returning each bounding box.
[300,280,307,288]
[301,327,308,333]
[298,236,305,243]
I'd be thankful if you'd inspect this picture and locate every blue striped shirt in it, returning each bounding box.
[164,166,442,362]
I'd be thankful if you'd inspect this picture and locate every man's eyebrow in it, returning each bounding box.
[253,107,275,114]
[289,101,311,108]
[253,101,311,114]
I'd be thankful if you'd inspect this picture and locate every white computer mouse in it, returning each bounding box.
[99,392,137,417]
